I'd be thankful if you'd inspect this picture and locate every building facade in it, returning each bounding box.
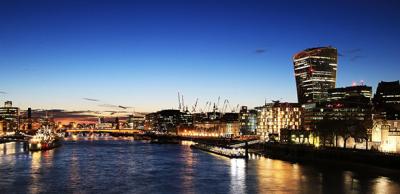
[371,119,400,152]
[144,109,193,134]
[0,101,20,132]
[303,85,373,130]
[293,47,338,104]
[373,80,400,120]
[327,85,372,101]
[256,102,302,141]
[239,106,257,135]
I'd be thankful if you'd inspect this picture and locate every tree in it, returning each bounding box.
[353,119,373,150]
[315,119,338,147]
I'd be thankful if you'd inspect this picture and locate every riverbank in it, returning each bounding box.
[251,143,400,171]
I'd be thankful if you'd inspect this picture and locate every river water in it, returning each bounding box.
[1,139,400,194]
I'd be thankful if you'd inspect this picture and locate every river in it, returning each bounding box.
[1,139,400,194]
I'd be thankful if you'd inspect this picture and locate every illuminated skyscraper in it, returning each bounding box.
[293,47,338,104]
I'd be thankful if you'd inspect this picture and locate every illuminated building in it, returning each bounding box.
[0,120,4,136]
[0,101,20,131]
[373,80,400,120]
[293,47,337,104]
[303,85,373,130]
[327,85,372,101]
[239,106,257,135]
[144,109,193,134]
[144,112,157,130]
[370,81,400,152]
[256,102,302,141]
[371,119,400,152]
[127,114,145,130]
[178,112,240,137]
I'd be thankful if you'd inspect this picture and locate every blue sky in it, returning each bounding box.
[0,0,399,112]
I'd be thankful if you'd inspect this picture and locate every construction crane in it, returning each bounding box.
[206,101,212,112]
[178,92,181,111]
[216,96,221,111]
[182,94,185,112]
[192,98,198,113]
[221,99,229,114]
[233,104,240,112]
[202,101,208,113]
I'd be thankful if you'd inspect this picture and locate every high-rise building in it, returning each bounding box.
[0,101,20,131]
[293,47,338,104]
[373,81,400,120]
[327,85,372,102]
[303,85,373,130]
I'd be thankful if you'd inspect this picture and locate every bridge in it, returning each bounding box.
[66,129,144,134]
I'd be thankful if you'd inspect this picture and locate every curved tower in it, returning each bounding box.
[293,47,337,104]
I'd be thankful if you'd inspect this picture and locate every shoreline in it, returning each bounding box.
[250,143,400,173]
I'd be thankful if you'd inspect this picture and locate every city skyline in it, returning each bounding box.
[1,0,400,112]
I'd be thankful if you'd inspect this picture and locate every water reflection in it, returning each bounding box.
[180,146,196,194]
[373,176,399,194]
[29,152,42,194]
[69,151,81,188]
[0,142,26,155]
[255,157,302,193]
[0,140,400,194]
[230,159,246,194]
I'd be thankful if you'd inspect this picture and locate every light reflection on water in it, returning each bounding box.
[0,140,400,194]
[29,152,42,194]
[230,159,246,194]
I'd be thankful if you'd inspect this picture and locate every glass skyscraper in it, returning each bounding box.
[293,47,338,104]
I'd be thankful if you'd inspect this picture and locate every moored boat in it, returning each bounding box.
[29,127,64,151]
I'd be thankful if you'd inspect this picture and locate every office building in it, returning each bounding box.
[373,81,400,120]
[0,101,20,131]
[293,47,338,104]
[239,106,257,135]
[256,102,302,141]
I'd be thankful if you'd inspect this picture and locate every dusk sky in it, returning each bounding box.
[1,0,399,112]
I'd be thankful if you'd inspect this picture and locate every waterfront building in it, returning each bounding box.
[0,101,20,131]
[303,85,373,130]
[0,120,4,136]
[373,80,400,120]
[144,109,193,134]
[302,85,373,147]
[127,114,145,130]
[371,119,400,152]
[178,112,240,138]
[144,112,157,131]
[370,81,400,152]
[255,102,302,141]
[239,106,257,135]
[293,47,338,104]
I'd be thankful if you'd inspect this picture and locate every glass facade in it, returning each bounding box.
[293,47,338,104]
